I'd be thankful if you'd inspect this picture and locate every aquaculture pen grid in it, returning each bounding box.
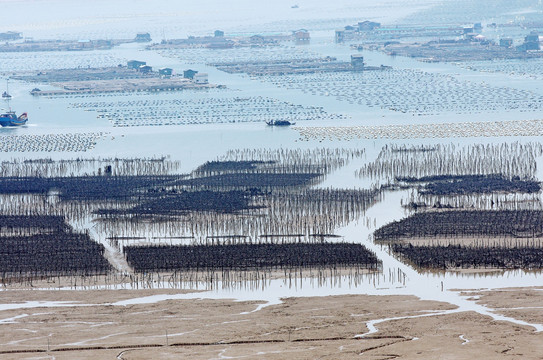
[0,149,383,282]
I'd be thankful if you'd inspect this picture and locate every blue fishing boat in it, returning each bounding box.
[0,109,28,127]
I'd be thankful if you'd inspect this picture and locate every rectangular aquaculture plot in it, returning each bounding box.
[392,244,543,270]
[0,215,69,235]
[0,233,110,276]
[374,210,543,241]
[176,173,321,189]
[124,243,381,272]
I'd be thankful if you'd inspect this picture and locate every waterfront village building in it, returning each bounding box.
[293,29,310,44]
[516,31,541,51]
[159,68,173,77]
[127,60,146,69]
[351,55,365,70]
[524,31,540,51]
[357,21,380,31]
[214,30,224,37]
[335,20,381,42]
[193,73,208,84]
[138,65,152,74]
[0,31,22,41]
[525,31,539,43]
[183,69,198,79]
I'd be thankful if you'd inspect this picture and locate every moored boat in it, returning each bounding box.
[266,120,295,126]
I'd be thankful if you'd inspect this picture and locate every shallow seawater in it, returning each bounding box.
[1,0,543,332]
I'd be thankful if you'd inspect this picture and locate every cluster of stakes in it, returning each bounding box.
[371,142,543,269]
[3,141,543,280]
[73,96,345,127]
[0,215,110,281]
[0,148,382,283]
[0,133,106,152]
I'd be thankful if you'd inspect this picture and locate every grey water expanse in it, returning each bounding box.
[2,0,543,332]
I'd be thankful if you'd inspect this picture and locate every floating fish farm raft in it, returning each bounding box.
[11,66,221,96]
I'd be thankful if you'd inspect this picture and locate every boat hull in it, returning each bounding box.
[0,112,27,127]
[266,120,295,126]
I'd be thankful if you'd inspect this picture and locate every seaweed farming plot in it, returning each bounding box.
[100,187,377,247]
[0,215,68,236]
[0,156,180,177]
[0,215,110,279]
[358,143,541,185]
[376,209,543,270]
[374,210,543,241]
[124,243,381,272]
[0,152,383,282]
[193,160,273,175]
[0,51,125,73]
[94,149,376,242]
[460,59,543,81]
[157,45,321,66]
[176,173,321,189]
[0,233,110,278]
[262,69,543,115]
[0,157,187,226]
[392,244,543,270]
[213,148,363,176]
[0,150,376,256]
[0,194,67,218]
[96,189,259,216]
[73,96,346,127]
[357,143,543,211]
[398,174,541,195]
[0,157,185,222]
[95,153,373,242]
[295,119,543,141]
[0,174,186,201]
[397,171,543,214]
[0,132,107,152]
